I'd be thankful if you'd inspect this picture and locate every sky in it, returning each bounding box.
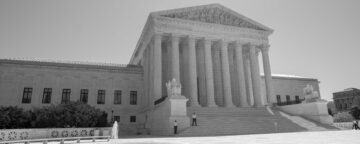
[1,0,360,101]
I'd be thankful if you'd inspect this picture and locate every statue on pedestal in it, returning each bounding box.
[166,78,182,98]
[302,84,320,103]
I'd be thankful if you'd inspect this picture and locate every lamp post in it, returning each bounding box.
[111,109,114,123]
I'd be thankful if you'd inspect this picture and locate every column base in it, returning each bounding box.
[190,103,201,107]
[239,102,250,108]
[238,105,251,108]
[224,105,236,108]
[253,105,265,108]
[207,103,218,107]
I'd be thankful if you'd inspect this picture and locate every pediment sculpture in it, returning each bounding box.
[302,84,320,103]
[166,78,182,97]
[160,7,264,31]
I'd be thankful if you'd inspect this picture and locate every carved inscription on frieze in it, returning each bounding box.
[160,7,264,31]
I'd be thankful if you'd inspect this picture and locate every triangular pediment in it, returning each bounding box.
[152,4,272,31]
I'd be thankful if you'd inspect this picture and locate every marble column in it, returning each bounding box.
[144,48,149,106]
[171,34,180,82]
[249,44,263,107]
[204,39,217,107]
[153,33,162,100]
[148,44,155,107]
[261,45,273,105]
[187,36,200,107]
[220,40,235,107]
[235,41,249,107]
[244,54,254,106]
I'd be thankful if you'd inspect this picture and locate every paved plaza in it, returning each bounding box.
[53,130,355,144]
[108,130,358,144]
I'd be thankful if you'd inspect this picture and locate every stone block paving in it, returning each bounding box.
[107,130,359,144]
[26,130,359,144]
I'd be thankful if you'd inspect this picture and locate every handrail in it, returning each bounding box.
[154,96,168,105]
[0,136,110,144]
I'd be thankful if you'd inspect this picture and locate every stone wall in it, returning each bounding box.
[280,102,333,125]
[0,127,110,141]
[0,60,145,124]
[261,75,320,104]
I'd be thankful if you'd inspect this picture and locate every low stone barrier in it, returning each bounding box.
[0,127,111,141]
[279,102,333,125]
[333,122,353,129]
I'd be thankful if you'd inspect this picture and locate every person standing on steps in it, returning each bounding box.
[192,112,197,126]
[174,120,178,134]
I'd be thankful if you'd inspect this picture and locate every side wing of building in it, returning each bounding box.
[0,59,145,125]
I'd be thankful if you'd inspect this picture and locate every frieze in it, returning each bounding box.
[160,7,265,31]
[155,16,269,36]
[154,16,269,43]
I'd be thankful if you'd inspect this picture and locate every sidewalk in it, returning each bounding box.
[108,130,358,144]
[26,130,359,144]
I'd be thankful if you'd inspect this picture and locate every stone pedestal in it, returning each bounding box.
[150,79,190,135]
[168,96,190,135]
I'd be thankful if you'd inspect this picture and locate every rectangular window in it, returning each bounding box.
[97,90,105,104]
[42,88,52,104]
[22,87,32,103]
[114,116,120,122]
[295,96,300,103]
[276,95,281,104]
[286,95,290,104]
[114,90,122,104]
[130,116,136,123]
[130,91,137,105]
[80,89,88,103]
[61,89,71,104]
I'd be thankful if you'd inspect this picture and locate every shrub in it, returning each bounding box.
[333,112,354,122]
[0,106,32,129]
[0,101,109,129]
[32,101,108,128]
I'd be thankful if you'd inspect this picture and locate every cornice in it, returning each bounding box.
[153,16,270,42]
[151,3,274,32]
[0,59,143,74]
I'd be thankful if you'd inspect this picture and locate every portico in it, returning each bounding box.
[130,4,274,108]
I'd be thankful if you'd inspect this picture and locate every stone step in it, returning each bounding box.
[177,108,308,136]
[187,107,273,117]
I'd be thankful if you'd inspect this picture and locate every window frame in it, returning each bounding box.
[130,116,136,123]
[97,90,106,104]
[295,95,300,103]
[114,116,120,122]
[276,95,281,104]
[80,89,89,103]
[286,95,290,104]
[130,91,137,105]
[114,90,122,104]
[22,87,33,103]
[42,88,52,104]
[61,89,71,104]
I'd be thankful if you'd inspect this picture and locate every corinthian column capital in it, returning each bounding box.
[260,44,270,53]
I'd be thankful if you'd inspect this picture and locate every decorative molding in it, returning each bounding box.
[151,3,273,32]
[0,59,143,74]
[154,16,269,43]
[260,44,270,53]
[130,4,273,64]
[160,7,264,30]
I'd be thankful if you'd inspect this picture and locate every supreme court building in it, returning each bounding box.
[0,4,321,135]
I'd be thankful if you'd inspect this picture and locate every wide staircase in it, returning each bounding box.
[177,107,308,136]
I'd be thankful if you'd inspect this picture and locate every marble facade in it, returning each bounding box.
[131,4,273,108]
[0,4,323,135]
